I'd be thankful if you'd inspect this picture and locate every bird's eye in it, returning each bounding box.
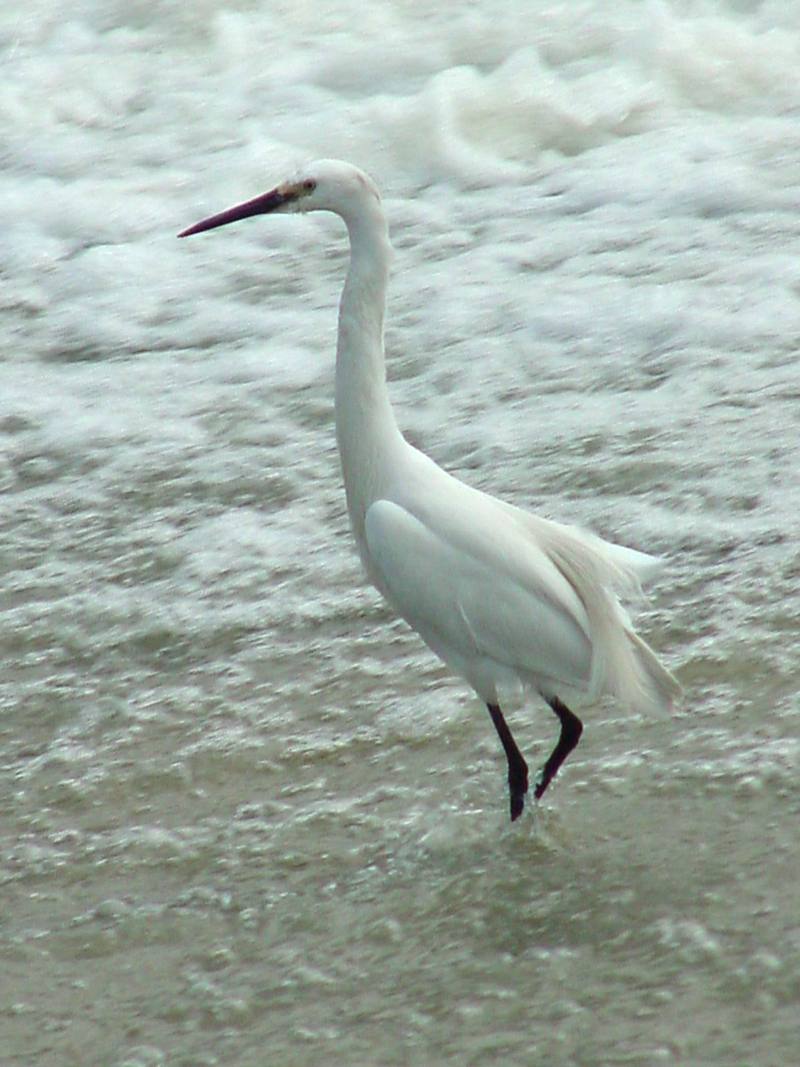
[302,179,316,193]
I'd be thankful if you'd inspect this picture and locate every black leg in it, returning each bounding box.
[534,696,583,800]
[487,703,529,821]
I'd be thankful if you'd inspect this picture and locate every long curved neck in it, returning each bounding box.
[335,200,402,543]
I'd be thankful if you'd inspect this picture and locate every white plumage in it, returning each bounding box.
[180,159,680,820]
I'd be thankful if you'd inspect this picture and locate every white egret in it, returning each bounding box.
[179,160,680,821]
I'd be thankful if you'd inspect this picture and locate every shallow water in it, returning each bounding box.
[1,2,799,1064]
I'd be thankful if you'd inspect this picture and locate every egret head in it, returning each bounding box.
[178,159,381,237]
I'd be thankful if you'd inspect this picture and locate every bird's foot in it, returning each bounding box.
[533,767,551,801]
[509,764,529,822]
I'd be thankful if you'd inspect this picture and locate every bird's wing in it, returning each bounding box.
[365,456,680,714]
[364,497,593,699]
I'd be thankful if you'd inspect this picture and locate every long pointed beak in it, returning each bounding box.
[178,187,288,237]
